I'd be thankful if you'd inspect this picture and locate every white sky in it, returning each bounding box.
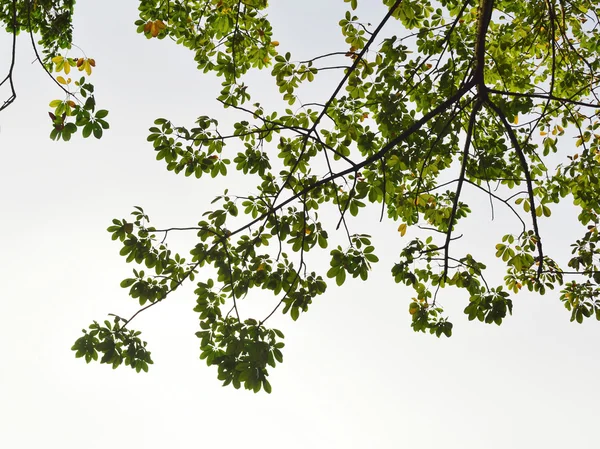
[1,1,599,448]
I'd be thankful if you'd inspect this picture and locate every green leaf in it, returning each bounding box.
[335,269,346,286]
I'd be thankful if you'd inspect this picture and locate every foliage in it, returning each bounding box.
[3,0,600,392]
[0,0,107,138]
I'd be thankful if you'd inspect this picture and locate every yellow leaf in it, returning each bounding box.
[49,99,62,107]
[76,58,94,75]
[63,62,70,74]
[150,20,166,37]
[56,76,67,84]
[539,131,547,136]
[408,302,419,315]
[271,41,280,46]
[51,55,64,64]
[398,223,407,237]
[513,115,519,124]
[257,263,265,272]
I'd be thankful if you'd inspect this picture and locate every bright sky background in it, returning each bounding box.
[1,1,599,448]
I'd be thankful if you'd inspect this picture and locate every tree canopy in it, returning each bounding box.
[3,0,600,393]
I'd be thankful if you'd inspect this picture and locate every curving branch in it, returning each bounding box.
[442,99,482,279]
[486,99,545,277]
[0,0,17,113]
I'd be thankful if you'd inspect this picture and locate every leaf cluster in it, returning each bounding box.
[5,0,600,392]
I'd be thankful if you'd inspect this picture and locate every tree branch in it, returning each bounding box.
[486,99,545,276]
